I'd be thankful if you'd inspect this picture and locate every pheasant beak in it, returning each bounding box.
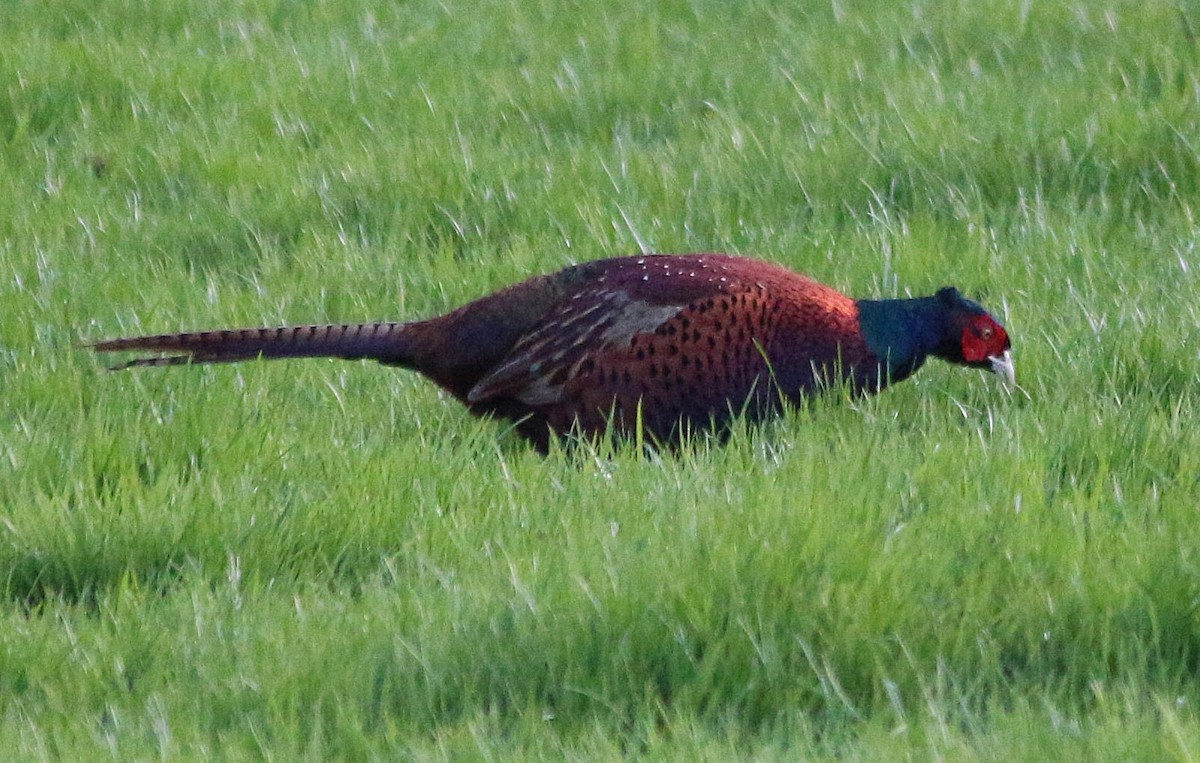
[988,350,1016,387]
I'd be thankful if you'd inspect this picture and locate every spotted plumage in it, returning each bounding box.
[91,254,1014,449]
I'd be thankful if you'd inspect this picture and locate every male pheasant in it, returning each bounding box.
[92,254,1014,449]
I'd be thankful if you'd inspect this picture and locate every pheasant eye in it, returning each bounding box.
[979,325,994,341]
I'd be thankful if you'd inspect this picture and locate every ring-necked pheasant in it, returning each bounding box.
[92,254,1014,449]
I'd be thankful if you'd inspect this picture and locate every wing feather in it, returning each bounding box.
[466,263,745,406]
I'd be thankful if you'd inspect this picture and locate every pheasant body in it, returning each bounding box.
[93,254,1013,449]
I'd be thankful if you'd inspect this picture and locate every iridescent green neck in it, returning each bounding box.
[855,295,951,383]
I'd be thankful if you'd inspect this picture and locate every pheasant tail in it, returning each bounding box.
[91,323,413,370]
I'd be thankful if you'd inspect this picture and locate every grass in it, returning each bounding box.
[3,0,1200,757]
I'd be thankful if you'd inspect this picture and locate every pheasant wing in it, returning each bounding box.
[467,257,745,407]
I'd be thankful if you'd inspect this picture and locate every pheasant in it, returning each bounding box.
[92,254,1014,450]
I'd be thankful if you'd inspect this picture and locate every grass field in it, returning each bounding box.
[3,0,1200,757]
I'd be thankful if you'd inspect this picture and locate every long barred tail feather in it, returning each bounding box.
[91,323,414,371]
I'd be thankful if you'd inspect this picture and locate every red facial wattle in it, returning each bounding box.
[961,315,1008,363]
[960,314,1015,385]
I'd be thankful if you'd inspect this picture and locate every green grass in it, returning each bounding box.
[4,0,1200,757]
